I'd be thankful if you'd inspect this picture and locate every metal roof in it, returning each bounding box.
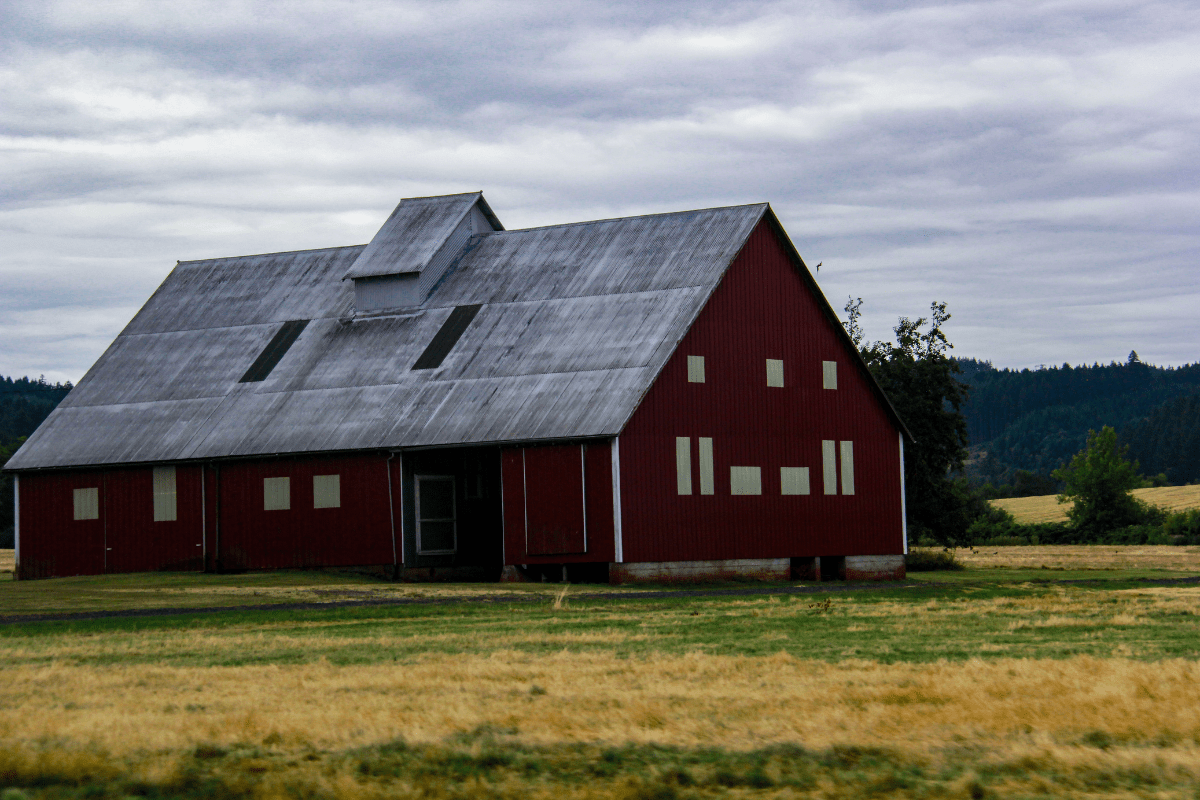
[8,199,774,469]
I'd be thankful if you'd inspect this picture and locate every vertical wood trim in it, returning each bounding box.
[580,444,588,552]
[522,448,529,557]
[11,475,17,576]
[899,433,908,554]
[612,437,623,563]
[200,467,206,564]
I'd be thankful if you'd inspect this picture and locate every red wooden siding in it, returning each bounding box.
[16,466,203,579]
[215,453,396,570]
[502,441,614,564]
[104,466,204,573]
[617,219,904,563]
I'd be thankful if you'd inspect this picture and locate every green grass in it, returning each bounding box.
[2,571,1199,667]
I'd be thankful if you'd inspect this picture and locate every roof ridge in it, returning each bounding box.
[177,243,366,266]
[497,202,769,234]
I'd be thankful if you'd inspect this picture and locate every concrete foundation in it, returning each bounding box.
[844,554,906,581]
[608,558,790,584]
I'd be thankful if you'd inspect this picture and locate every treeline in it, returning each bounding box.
[1,374,74,547]
[958,356,1200,488]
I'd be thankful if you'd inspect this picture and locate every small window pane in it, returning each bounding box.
[840,441,855,495]
[687,355,705,383]
[675,437,692,495]
[73,487,99,520]
[417,476,456,554]
[153,466,177,522]
[822,361,838,390]
[822,441,837,495]
[698,437,714,495]
[730,466,762,495]
[781,467,810,495]
[264,477,291,511]
[766,359,784,387]
[418,520,456,553]
[313,474,340,508]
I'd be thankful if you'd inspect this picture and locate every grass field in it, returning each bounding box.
[2,552,1200,797]
[993,484,1200,523]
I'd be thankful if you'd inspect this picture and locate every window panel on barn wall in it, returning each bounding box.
[73,487,99,520]
[822,441,837,495]
[840,441,856,495]
[698,437,714,495]
[313,474,341,508]
[730,466,762,495]
[263,477,290,511]
[152,466,177,521]
[766,359,784,387]
[822,360,837,390]
[780,467,810,495]
[687,355,705,383]
[416,475,456,554]
[676,437,692,495]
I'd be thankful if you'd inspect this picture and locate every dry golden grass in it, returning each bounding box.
[0,548,12,575]
[993,484,1200,523]
[955,544,1200,571]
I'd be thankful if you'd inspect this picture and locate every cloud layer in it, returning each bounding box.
[3,0,1199,382]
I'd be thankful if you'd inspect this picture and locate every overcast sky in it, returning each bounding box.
[2,0,1198,384]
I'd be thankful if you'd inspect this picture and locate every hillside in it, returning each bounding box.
[993,485,1200,524]
[957,357,1200,486]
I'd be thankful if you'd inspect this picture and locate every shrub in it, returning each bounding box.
[906,549,964,571]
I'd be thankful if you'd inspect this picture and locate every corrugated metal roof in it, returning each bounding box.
[8,199,770,470]
[343,192,495,280]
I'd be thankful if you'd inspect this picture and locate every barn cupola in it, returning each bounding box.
[344,192,503,313]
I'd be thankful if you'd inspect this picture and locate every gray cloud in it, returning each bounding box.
[2,0,1199,382]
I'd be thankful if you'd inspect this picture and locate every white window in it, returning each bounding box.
[730,466,762,495]
[153,466,177,522]
[766,359,784,387]
[687,355,705,383]
[73,487,99,521]
[822,361,838,390]
[822,440,837,495]
[416,475,457,554]
[313,474,341,508]
[263,477,290,511]
[698,437,714,495]
[780,467,810,495]
[676,437,692,495]
[840,441,856,495]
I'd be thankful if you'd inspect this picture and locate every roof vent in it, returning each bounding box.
[345,192,502,313]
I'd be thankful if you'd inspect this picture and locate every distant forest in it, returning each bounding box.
[1,375,74,545]
[957,356,1200,489]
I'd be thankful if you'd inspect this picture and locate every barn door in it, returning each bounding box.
[524,444,586,555]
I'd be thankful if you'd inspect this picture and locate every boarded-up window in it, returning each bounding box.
[73,487,99,520]
[675,437,692,495]
[687,355,705,383]
[781,467,810,495]
[822,440,837,495]
[264,477,290,511]
[153,466,177,521]
[313,474,340,508]
[766,359,784,387]
[416,475,456,553]
[730,466,762,495]
[822,361,837,390]
[524,445,586,555]
[698,437,714,495]
[840,441,855,495]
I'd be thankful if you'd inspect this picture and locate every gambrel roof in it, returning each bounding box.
[10,194,784,469]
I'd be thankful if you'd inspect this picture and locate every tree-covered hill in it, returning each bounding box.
[1,375,74,546]
[958,356,1200,486]
[1120,394,1200,485]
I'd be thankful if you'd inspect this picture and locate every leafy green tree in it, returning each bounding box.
[1052,426,1147,535]
[844,299,972,545]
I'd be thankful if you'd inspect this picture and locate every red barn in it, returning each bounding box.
[5,193,910,582]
